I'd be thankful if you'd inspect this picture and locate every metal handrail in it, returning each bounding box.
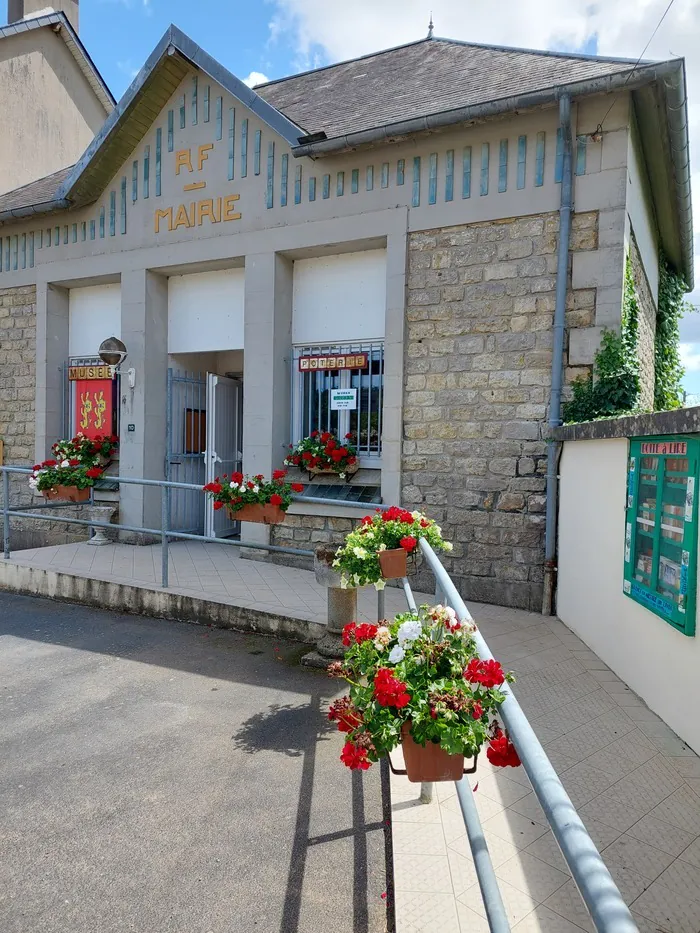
[415,539,638,933]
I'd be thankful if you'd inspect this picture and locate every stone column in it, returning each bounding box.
[35,282,69,463]
[118,269,168,536]
[242,252,293,550]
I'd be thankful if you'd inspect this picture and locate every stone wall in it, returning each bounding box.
[0,284,86,548]
[629,232,657,410]
[270,513,353,570]
[402,211,599,611]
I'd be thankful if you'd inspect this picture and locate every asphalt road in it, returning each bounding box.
[0,593,386,933]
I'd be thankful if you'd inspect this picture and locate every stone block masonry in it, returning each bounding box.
[628,232,657,410]
[0,285,85,548]
[403,212,600,610]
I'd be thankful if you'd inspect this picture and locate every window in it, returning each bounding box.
[624,437,698,635]
[292,341,384,465]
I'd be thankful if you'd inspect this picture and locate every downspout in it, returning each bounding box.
[542,93,573,616]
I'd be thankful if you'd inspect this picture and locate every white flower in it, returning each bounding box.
[28,477,37,489]
[373,626,391,649]
[378,543,387,551]
[374,579,386,591]
[230,481,238,489]
[434,526,442,536]
[353,546,368,559]
[252,485,259,493]
[61,460,70,468]
[443,541,453,552]
[332,559,340,568]
[412,511,422,520]
[352,573,362,586]
[397,620,423,646]
[339,472,346,480]
[388,645,405,664]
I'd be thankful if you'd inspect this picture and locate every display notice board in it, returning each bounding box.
[624,436,698,636]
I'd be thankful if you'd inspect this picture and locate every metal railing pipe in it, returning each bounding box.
[3,470,9,559]
[455,778,511,932]
[419,539,637,933]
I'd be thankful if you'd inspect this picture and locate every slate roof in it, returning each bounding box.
[255,37,640,140]
[0,165,73,217]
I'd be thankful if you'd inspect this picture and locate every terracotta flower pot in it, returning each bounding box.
[378,547,408,579]
[401,723,465,783]
[42,485,90,503]
[227,502,286,524]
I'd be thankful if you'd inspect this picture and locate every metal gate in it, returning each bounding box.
[166,369,207,534]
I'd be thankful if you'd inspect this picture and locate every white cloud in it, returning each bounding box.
[268,0,700,307]
[681,342,700,370]
[243,71,270,88]
[116,60,140,81]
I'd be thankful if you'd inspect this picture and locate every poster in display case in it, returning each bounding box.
[623,437,697,636]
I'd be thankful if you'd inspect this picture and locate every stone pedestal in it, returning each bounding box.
[86,505,117,546]
[302,546,357,668]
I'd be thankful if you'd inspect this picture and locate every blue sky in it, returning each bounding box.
[85,1,289,97]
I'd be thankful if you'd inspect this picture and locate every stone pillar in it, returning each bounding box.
[35,282,69,463]
[382,230,408,505]
[119,269,168,535]
[242,252,293,550]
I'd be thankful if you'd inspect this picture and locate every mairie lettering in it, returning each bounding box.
[154,195,241,233]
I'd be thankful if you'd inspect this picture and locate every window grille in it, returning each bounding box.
[292,340,384,465]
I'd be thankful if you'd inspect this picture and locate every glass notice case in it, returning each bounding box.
[624,437,697,636]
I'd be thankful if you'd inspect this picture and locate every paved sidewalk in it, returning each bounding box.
[390,603,700,933]
[7,539,424,623]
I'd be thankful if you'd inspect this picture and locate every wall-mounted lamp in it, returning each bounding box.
[98,337,134,385]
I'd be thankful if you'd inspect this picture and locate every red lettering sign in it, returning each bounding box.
[74,379,115,440]
[298,353,368,372]
[640,441,687,456]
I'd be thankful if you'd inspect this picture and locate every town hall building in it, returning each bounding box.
[0,2,693,610]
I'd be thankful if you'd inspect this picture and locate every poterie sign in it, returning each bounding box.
[641,441,687,455]
[68,365,114,381]
[298,354,368,372]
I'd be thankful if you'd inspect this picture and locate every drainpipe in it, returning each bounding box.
[542,93,573,616]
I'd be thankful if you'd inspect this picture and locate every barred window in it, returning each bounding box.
[292,340,384,463]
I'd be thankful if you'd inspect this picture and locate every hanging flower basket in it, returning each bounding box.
[327,605,521,779]
[42,485,91,503]
[204,470,303,524]
[400,723,472,783]
[378,547,408,579]
[227,502,286,525]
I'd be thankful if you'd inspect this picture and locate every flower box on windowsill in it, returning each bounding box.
[42,485,91,503]
[307,462,359,482]
[227,503,286,525]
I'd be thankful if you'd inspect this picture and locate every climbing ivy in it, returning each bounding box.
[563,257,641,423]
[654,254,687,411]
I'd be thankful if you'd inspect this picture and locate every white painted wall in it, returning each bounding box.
[292,249,387,345]
[168,268,244,354]
[68,283,121,357]
[558,438,700,753]
[627,122,659,302]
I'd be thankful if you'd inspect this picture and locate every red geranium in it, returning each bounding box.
[320,432,331,443]
[328,697,362,733]
[291,483,304,493]
[464,658,506,689]
[273,469,287,480]
[400,536,418,553]
[486,730,521,768]
[302,451,313,461]
[69,459,81,467]
[340,741,370,771]
[331,450,344,462]
[310,430,319,437]
[269,493,283,506]
[231,472,244,484]
[85,468,103,479]
[342,622,378,646]
[472,702,484,720]
[203,482,222,494]
[44,459,57,467]
[373,668,410,708]
[213,501,223,511]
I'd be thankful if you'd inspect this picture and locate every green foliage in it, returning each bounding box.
[654,255,687,411]
[330,605,513,768]
[563,259,641,423]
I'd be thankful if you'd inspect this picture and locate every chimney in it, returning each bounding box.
[7,0,79,33]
